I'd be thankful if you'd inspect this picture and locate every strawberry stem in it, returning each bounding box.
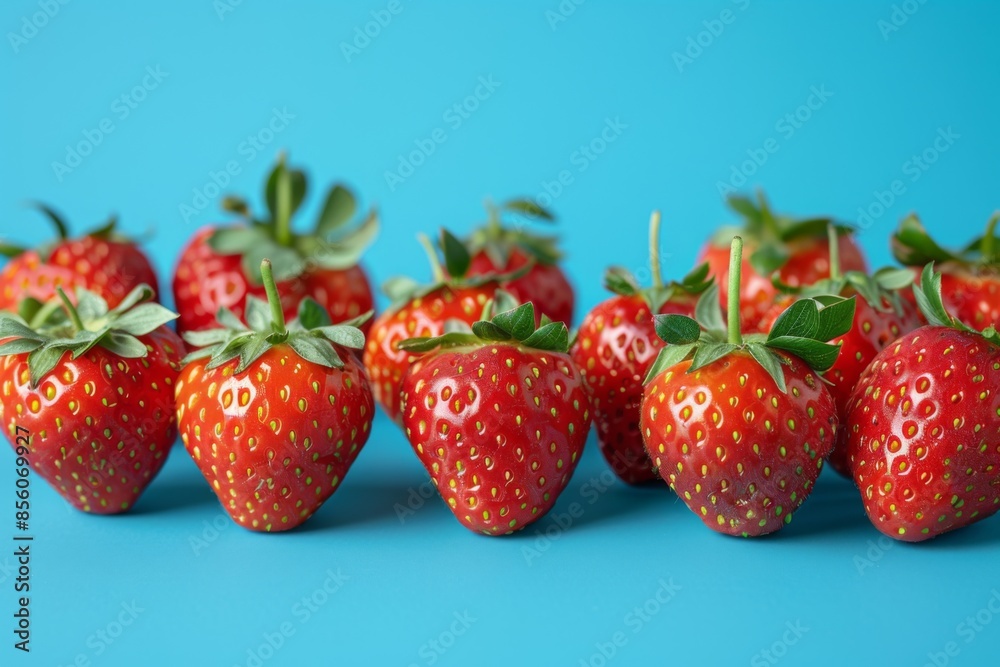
[649,210,663,289]
[484,198,502,238]
[260,259,287,335]
[418,233,446,283]
[983,211,999,261]
[275,154,293,247]
[827,223,841,280]
[55,286,85,333]
[728,236,744,346]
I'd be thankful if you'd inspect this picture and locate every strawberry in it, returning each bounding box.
[460,198,574,325]
[845,264,1000,542]
[0,284,182,513]
[175,259,374,532]
[892,212,1000,331]
[172,153,377,336]
[571,211,713,484]
[398,300,591,535]
[641,237,854,537]
[0,203,159,310]
[698,191,867,330]
[364,229,516,424]
[757,226,922,477]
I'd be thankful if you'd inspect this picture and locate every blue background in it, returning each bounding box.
[2,1,999,665]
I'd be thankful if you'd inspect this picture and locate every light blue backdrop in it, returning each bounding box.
[1,2,998,666]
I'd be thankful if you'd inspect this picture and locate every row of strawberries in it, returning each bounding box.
[0,156,997,542]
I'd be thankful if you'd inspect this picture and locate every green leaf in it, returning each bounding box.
[101,332,148,358]
[312,326,364,349]
[749,245,789,276]
[502,198,555,221]
[768,299,820,341]
[241,241,305,283]
[27,345,66,387]
[441,228,471,279]
[111,303,178,336]
[913,263,953,327]
[489,289,520,317]
[767,337,841,372]
[0,338,44,356]
[643,343,695,384]
[747,343,786,393]
[492,303,536,341]
[0,242,27,257]
[71,328,109,358]
[471,320,511,341]
[207,227,266,255]
[872,267,915,291]
[220,196,250,217]
[296,298,332,330]
[27,201,69,240]
[74,289,109,322]
[382,276,421,303]
[289,335,343,369]
[397,332,481,353]
[182,328,231,348]
[891,214,959,266]
[815,296,856,342]
[316,185,357,236]
[243,296,271,332]
[265,163,307,222]
[689,342,737,373]
[0,317,43,340]
[694,284,725,338]
[604,267,639,296]
[654,314,700,345]
[107,284,155,316]
[235,335,272,373]
[216,307,248,331]
[680,262,712,292]
[521,322,569,352]
[179,345,217,366]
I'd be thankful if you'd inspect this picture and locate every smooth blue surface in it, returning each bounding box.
[1,2,999,665]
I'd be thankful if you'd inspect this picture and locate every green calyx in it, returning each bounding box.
[605,210,713,312]
[892,212,1000,272]
[643,236,856,392]
[380,227,530,311]
[208,152,378,285]
[397,293,569,355]
[713,189,855,277]
[0,284,177,387]
[467,197,562,267]
[181,259,372,374]
[0,202,122,261]
[913,263,1000,346]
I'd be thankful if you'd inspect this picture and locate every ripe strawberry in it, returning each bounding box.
[641,237,854,537]
[845,265,1000,542]
[172,153,377,336]
[460,198,574,325]
[365,229,514,424]
[0,284,182,513]
[892,212,1000,330]
[571,211,713,484]
[698,191,867,330]
[176,259,374,532]
[398,301,591,535]
[0,203,159,310]
[757,227,922,477]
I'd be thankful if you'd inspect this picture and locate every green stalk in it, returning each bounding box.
[260,259,287,336]
[484,198,502,238]
[275,156,293,247]
[728,236,744,346]
[55,286,85,333]
[983,211,999,262]
[417,233,446,283]
[649,210,663,288]
[827,223,841,280]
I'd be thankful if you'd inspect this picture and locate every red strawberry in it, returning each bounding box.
[892,212,1000,330]
[364,229,512,424]
[460,198,574,325]
[0,204,159,311]
[698,191,867,329]
[398,301,591,535]
[0,284,183,513]
[757,228,922,477]
[845,265,1000,542]
[641,237,853,537]
[571,211,713,484]
[172,154,377,336]
[175,259,374,532]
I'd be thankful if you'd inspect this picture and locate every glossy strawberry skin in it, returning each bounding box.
[364,285,498,424]
[175,345,373,532]
[0,235,159,311]
[845,326,1000,542]
[466,248,574,325]
[901,266,1000,331]
[699,234,867,330]
[760,293,921,477]
[401,343,590,535]
[0,327,183,513]
[641,354,837,537]
[571,294,697,484]
[172,227,374,336]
